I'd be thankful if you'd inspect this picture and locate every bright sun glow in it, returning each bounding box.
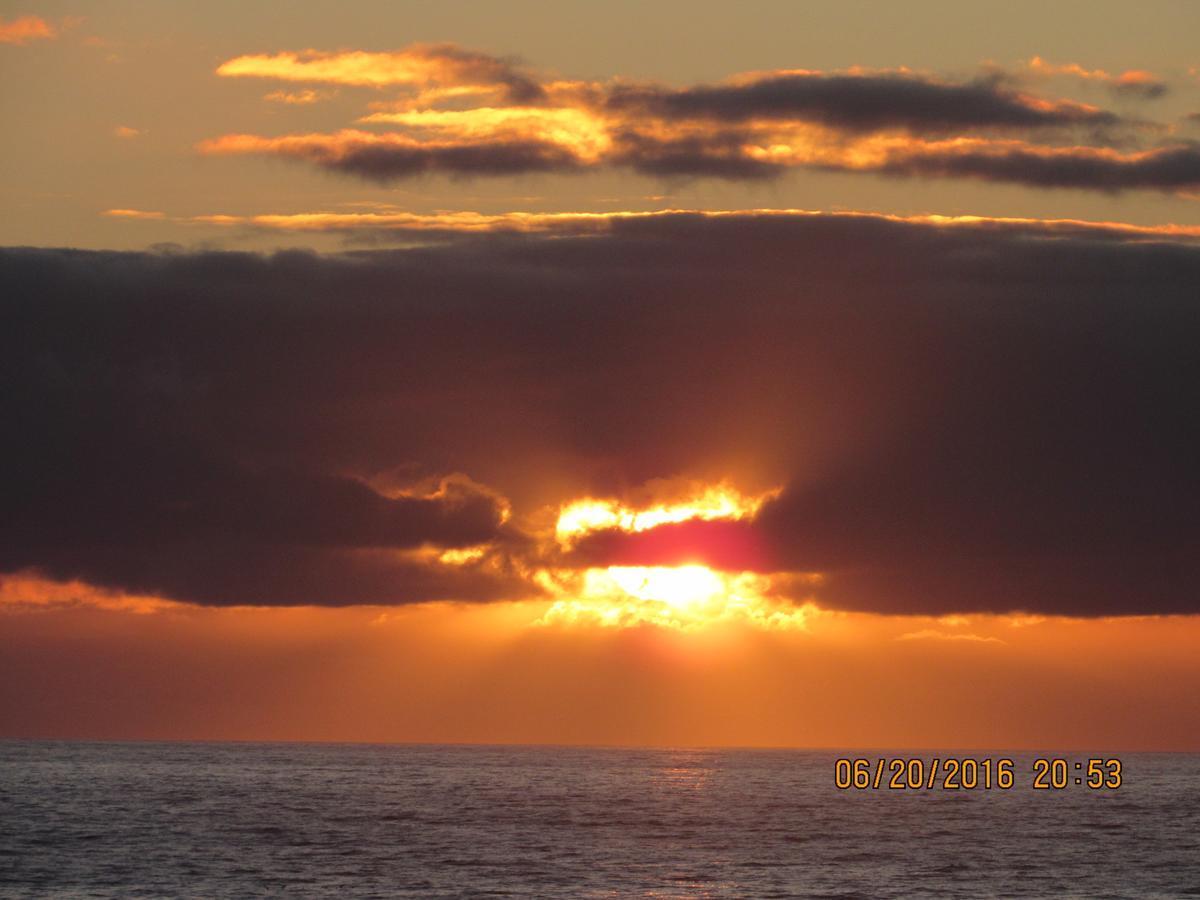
[607,565,724,609]
[539,485,811,631]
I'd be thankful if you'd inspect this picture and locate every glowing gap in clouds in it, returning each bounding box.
[540,485,813,631]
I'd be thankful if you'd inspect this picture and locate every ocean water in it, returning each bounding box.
[1,742,1198,898]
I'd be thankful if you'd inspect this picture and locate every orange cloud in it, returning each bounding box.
[203,123,1118,186]
[0,14,56,44]
[358,106,613,161]
[102,208,165,219]
[109,205,1200,242]
[178,209,624,234]
[216,44,544,102]
[0,572,178,614]
[200,47,1200,192]
[896,629,1005,644]
[1026,56,1167,98]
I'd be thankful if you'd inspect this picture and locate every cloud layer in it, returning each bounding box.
[5,212,1200,614]
[199,43,1200,193]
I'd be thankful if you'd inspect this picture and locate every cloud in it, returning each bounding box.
[872,140,1200,192]
[217,44,544,102]
[263,89,331,105]
[4,405,515,605]
[610,133,1200,192]
[607,128,782,179]
[202,121,1200,193]
[0,14,56,45]
[4,212,1200,614]
[5,544,530,609]
[106,206,1200,241]
[0,572,179,614]
[356,107,613,160]
[113,125,141,139]
[102,208,165,219]
[259,208,1200,239]
[158,208,626,236]
[1026,56,1168,100]
[199,130,584,179]
[200,45,1199,194]
[606,70,1118,132]
[896,629,1005,644]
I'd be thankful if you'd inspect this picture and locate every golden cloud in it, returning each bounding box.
[0,14,56,45]
[199,46,1199,192]
[113,206,1200,242]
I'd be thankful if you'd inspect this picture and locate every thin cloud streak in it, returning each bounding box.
[107,205,1200,241]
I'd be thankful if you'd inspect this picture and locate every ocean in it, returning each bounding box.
[1,741,1197,898]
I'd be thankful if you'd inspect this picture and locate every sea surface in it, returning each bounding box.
[1,741,1198,898]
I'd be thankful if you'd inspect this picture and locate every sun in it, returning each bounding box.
[607,565,724,609]
[535,485,812,631]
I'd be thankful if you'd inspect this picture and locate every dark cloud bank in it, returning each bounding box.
[606,72,1118,132]
[3,213,1199,615]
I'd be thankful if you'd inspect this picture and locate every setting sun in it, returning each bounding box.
[608,564,723,608]
[535,487,808,630]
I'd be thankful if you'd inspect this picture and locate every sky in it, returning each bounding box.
[2,0,1200,749]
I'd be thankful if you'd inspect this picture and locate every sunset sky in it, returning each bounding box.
[3,0,1200,750]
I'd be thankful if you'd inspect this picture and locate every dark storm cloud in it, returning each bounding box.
[4,212,1200,613]
[606,72,1118,133]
